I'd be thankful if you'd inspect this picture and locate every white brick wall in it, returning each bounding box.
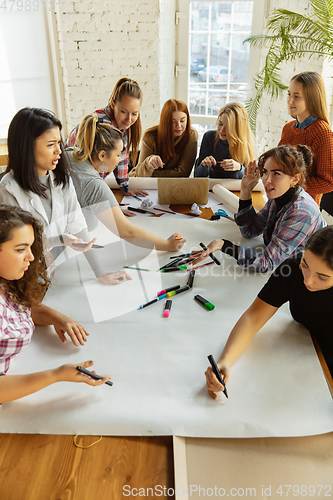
[55,0,175,135]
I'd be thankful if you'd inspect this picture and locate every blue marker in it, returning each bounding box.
[139,293,167,309]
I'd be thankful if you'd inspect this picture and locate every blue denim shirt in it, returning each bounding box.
[293,115,318,130]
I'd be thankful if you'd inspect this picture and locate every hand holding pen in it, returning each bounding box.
[205,357,229,400]
[190,240,224,266]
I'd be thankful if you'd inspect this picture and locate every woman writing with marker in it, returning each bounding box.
[0,206,110,403]
[191,145,325,273]
[279,71,333,205]
[205,226,333,398]
[195,102,256,178]
[129,99,198,177]
[65,77,147,213]
[66,113,185,252]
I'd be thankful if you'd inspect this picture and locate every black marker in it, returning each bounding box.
[128,206,155,214]
[207,355,228,398]
[76,366,113,386]
[72,243,104,249]
[187,269,195,288]
[169,253,194,259]
[158,257,184,271]
[199,242,221,266]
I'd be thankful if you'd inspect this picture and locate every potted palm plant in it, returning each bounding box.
[245,0,333,132]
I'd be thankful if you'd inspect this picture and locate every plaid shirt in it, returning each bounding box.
[234,187,326,273]
[64,107,129,192]
[0,292,34,374]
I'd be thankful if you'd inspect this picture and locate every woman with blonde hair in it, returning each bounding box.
[279,71,333,205]
[65,77,147,210]
[66,113,186,252]
[195,102,256,178]
[129,99,198,177]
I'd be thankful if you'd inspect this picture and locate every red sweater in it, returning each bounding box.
[279,119,333,205]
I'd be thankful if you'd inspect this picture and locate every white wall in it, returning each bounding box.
[54,0,332,149]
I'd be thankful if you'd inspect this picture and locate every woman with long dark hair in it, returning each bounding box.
[0,206,110,403]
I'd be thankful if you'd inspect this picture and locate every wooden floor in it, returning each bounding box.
[0,434,174,500]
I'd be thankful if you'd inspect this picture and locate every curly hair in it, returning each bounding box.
[0,205,50,307]
[257,144,312,189]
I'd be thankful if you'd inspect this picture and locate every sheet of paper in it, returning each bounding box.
[1,217,332,438]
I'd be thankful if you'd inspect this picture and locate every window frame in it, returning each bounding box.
[176,0,267,127]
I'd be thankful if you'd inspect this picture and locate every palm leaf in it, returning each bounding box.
[244,0,333,132]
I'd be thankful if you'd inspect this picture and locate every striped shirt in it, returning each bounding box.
[0,292,34,374]
[65,107,129,192]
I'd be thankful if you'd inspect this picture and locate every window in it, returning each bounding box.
[176,0,266,143]
[0,7,64,141]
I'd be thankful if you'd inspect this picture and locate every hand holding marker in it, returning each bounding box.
[207,355,228,398]
[76,366,113,386]
[199,242,221,266]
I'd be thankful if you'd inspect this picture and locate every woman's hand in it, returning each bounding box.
[166,233,186,252]
[205,364,230,399]
[240,161,260,199]
[148,155,164,171]
[51,311,89,347]
[55,360,111,386]
[62,234,97,252]
[98,270,132,285]
[125,189,149,197]
[121,208,136,217]
[220,159,241,171]
[201,156,216,167]
[190,239,224,266]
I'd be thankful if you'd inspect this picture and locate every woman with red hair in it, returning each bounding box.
[129,99,198,177]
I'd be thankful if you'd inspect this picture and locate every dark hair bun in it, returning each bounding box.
[295,144,313,168]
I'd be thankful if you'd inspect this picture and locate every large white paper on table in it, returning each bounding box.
[1,217,332,438]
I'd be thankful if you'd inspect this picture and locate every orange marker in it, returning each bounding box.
[175,234,181,240]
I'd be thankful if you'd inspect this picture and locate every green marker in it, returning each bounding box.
[161,265,187,273]
[194,294,215,311]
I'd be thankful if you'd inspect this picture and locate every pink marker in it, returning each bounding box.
[157,285,180,296]
[163,300,172,318]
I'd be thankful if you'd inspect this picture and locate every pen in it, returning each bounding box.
[199,242,221,266]
[207,355,228,398]
[139,293,167,309]
[153,208,177,215]
[123,266,150,271]
[132,195,142,201]
[76,366,113,386]
[169,253,194,259]
[187,261,214,271]
[163,299,172,318]
[72,243,104,249]
[128,206,155,214]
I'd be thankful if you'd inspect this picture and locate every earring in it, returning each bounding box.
[97,163,108,174]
